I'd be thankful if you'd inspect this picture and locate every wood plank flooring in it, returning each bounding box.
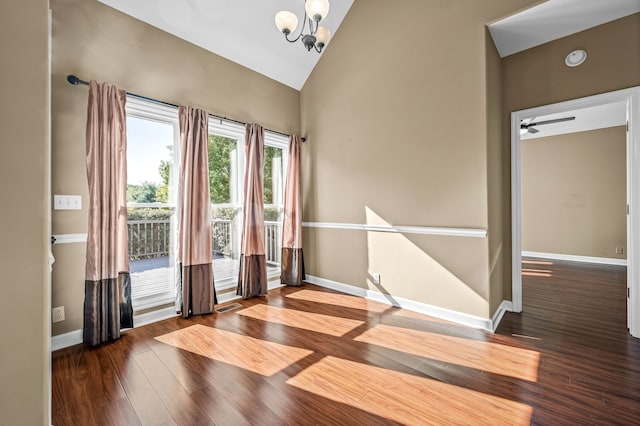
[52,259,640,425]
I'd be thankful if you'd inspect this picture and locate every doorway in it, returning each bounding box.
[511,87,640,338]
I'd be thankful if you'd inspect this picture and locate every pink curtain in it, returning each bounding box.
[237,124,268,298]
[176,106,216,317]
[281,135,305,286]
[83,80,133,346]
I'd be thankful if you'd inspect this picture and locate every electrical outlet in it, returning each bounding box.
[372,273,381,285]
[616,247,624,255]
[52,306,65,323]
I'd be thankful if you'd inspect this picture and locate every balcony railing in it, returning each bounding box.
[128,220,170,260]
[127,204,282,310]
[127,218,282,265]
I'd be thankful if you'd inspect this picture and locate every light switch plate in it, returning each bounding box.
[54,195,82,210]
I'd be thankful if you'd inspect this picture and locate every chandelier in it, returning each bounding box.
[275,0,332,52]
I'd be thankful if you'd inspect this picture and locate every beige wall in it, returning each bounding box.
[522,127,626,259]
[0,1,51,425]
[50,0,300,335]
[503,14,640,113]
[486,29,506,315]
[501,13,640,299]
[300,0,539,319]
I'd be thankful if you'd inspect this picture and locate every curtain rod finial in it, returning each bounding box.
[301,137,307,142]
[67,75,80,85]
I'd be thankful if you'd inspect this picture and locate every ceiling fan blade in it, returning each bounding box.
[529,116,575,127]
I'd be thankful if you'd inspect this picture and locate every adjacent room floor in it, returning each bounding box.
[52,259,640,425]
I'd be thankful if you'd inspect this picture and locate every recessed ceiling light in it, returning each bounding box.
[565,49,587,67]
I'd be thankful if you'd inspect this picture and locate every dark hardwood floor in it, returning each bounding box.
[52,259,640,425]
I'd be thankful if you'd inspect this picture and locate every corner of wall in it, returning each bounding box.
[485,27,508,314]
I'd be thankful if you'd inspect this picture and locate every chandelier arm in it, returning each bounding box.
[284,31,302,43]
[309,17,317,35]
[283,9,309,43]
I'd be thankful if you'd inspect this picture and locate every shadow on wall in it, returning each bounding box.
[364,207,489,318]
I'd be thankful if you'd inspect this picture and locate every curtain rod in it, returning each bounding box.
[66,75,304,142]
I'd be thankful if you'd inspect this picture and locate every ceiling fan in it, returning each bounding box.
[520,116,576,134]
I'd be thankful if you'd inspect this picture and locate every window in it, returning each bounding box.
[208,121,289,289]
[263,134,288,276]
[126,98,179,311]
[208,120,244,289]
[126,97,290,307]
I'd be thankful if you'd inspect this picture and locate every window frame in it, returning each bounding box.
[125,97,180,311]
[125,98,291,302]
[206,123,290,289]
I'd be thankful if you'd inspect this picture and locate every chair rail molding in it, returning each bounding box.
[302,222,487,238]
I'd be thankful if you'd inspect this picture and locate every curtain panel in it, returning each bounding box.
[176,106,216,317]
[281,135,305,286]
[83,80,133,346]
[237,124,268,298]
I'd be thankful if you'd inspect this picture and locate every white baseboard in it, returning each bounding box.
[51,307,179,351]
[491,300,513,332]
[51,280,286,351]
[522,251,627,266]
[51,329,83,351]
[305,275,508,332]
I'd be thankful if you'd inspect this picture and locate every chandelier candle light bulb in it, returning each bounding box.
[315,26,331,47]
[275,11,298,35]
[275,0,332,53]
[305,0,330,22]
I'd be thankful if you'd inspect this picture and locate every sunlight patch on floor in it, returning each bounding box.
[522,269,553,277]
[285,289,390,313]
[237,304,365,337]
[287,356,533,425]
[522,268,552,274]
[354,323,540,382]
[155,324,312,376]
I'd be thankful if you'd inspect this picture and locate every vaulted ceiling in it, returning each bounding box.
[97,0,355,90]
[98,0,640,90]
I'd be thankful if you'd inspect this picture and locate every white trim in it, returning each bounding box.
[511,87,640,337]
[306,275,369,298]
[133,306,179,328]
[51,279,505,352]
[264,130,289,149]
[207,117,245,140]
[125,96,178,122]
[50,307,179,351]
[268,280,285,290]
[215,279,284,305]
[491,300,513,332]
[511,109,523,313]
[132,292,175,312]
[302,222,487,238]
[50,329,83,351]
[522,251,628,266]
[216,291,242,305]
[305,274,499,332]
[127,202,172,209]
[52,233,87,244]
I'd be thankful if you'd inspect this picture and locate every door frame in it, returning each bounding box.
[511,87,640,338]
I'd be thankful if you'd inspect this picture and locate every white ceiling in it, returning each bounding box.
[98,0,640,89]
[489,0,640,57]
[97,0,355,90]
[521,102,627,140]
